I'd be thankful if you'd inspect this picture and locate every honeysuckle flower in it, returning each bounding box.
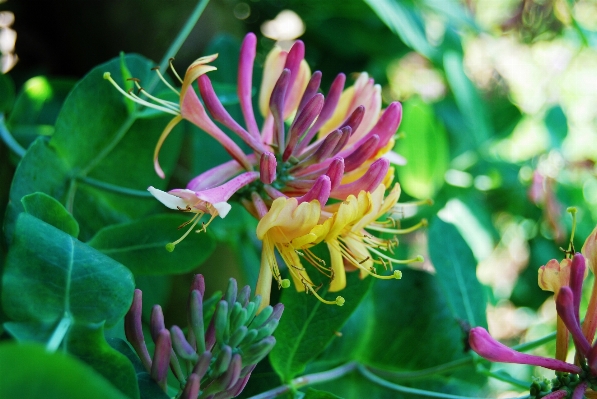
[148,171,259,251]
[471,253,597,398]
[106,32,426,308]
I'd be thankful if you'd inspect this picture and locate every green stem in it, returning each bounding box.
[246,362,358,399]
[77,176,153,198]
[357,365,528,399]
[511,331,556,353]
[0,114,26,157]
[79,0,211,177]
[158,0,211,73]
[366,357,472,381]
[46,313,72,352]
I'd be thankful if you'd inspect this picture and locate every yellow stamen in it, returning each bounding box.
[169,58,184,84]
[365,218,428,235]
[151,66,181,95]
[103,72,179,116]
[304,283,345,306]
[129,80,180,112]
[166,213,202,251]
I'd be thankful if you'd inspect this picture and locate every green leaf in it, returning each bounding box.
[270,266,373,382]
[21,192,80,237]
[395,97,449,199]
[428,217,488,328]
[304,388,343,399]
[7,76,75,147]
[364,0,436,60]
[66,323,139,399]
[5,54,183,241]
[312,270,485,397]
[443,51,492,145]
[545,105,568,149]
[0,343,130,399]
[87,213,216,275]
[0,73,16,113]
[2,212,134,326]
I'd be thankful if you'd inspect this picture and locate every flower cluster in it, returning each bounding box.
[105,33,425,308]
[125,275,283,399]
[469,224,597,399]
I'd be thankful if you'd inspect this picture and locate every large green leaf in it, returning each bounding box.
[5,54,183,241]
[270,264,374,382]
[3,212,134,326]
[395,97,449,199]
[428,217,488,329]
[21,191,80,237]
[312,269,485,397]
[2,212,138,397]
[88,213,216,275]
[0,343,130,399]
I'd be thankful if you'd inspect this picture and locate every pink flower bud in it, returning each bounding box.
[260,152,277,184]
[469,327,581,373]
[296,175,331,206]
[125,289,152,372]
[556,287,591,356]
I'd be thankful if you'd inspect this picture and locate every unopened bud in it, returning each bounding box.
[192,351,212,379]
[259,152,277,185]
[179,373,200,399]
[151,329,172,389]
[229,326,249,348]
[171,325,199,362]
[242,336,276,367]
[225,278,238,310]
[214,345,233,376]
[150,305,165,342]
[125,289,152,372]
[189,290,205,354]
[250,305,273,328]
[237,285,251,307]
[215,300,229,344]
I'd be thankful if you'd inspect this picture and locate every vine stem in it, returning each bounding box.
[246,362,358,399]
[0,114,26,157]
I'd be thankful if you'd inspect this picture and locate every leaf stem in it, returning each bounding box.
[46,313,72,352]
[365,357,472,380]
[157,0,211,75]
[245,362,358,399]
[357,364,529,399]
[0,114,26,158]
[77,176,153,198]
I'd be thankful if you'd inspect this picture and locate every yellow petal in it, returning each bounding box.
[180,54,219,103]
[328,242,347,292]
[259,47,287,117]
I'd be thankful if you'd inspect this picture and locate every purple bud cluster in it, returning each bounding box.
[125,275,283,399]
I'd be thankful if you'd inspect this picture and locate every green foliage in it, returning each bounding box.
[0,343,130,399]
[395,97,449,199]
[428,218,488,329]
[21,192,80,237]
[88,214,216,275]
[5,54,183,241]
[270,270,373,382]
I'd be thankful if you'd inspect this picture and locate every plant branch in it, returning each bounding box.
[245,362,358,399]
[357,364,529,399]
[0,114,26,157]
[77,176,153,198]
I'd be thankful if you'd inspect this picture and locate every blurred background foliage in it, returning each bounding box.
[1,0,597,397]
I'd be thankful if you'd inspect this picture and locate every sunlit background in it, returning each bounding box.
[2,0,597,396]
